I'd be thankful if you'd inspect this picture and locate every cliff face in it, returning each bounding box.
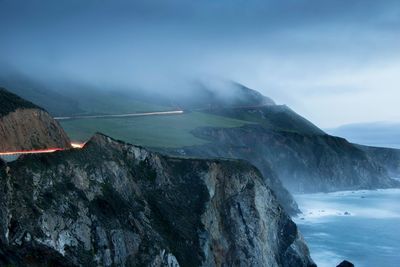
[0,134,315,267]
[168,124,399,194]
[358,145,400,178]
[161,139,300,215]
[0,108,71,152]
[0,88,71,152]
[173,106,400,194]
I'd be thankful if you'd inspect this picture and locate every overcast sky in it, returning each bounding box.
[1,0,399,128]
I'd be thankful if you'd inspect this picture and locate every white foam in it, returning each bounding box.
[294,189,400,222]
[309,250,343,267]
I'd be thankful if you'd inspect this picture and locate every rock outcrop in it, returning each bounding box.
[0,88,71,152]
[336,260,354,267]
[358,144,400,178]
[164,105,399,194]
[174,124,398,194]
[0,133,315,267]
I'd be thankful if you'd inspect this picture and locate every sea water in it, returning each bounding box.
[294,189,400,267]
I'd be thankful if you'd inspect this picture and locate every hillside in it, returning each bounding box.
[60,111,250,148]
[0,88,71,152]
[4,80,399,197]
[167,81,275,109]
[207,105,325,135]
[0,133,315,267]
[167,124,398,193]
[358,144,400,178]
[0,87,42,116]
[0,74,83,116]
[176,106,399,193]
[2,76,274,117]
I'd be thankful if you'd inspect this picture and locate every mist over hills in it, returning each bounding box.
[0,72,273,116]
[1,0,400,129]
[3,77,399,188]
[3,77,398,201]
[0,79,398,266]
[1,1,399,266]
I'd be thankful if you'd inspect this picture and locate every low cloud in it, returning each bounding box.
[0,0,399,127]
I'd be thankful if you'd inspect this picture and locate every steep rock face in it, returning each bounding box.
[0,134,314,267]
[161,141,300,215]
[0,88,71,152]
[170,124,399,193]
[0,108,71,152]
[357,145,400,178]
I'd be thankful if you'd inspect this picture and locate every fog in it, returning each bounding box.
[1,0,400,127]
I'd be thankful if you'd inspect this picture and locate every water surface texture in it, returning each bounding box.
[294,189,400,267]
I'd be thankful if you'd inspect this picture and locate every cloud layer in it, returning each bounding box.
[1,0,399,127]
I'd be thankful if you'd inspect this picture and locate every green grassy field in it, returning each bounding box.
[209,105,325,135]
[60,112,249,148]
[75,93,172,115]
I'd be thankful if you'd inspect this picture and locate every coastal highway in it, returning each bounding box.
[0,143,85,161]
[0,110,185,159]
[54,110,184,120]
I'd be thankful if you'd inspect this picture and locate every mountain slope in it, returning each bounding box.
[2,76,274,117]
[358,145,400,179]
[163,103,399,194]
[0,73,83,116]
[4,79,398,198]
[172,124,398,193]
[0,134,315,267]
[208,105,325,135]
[0,88,71,152]
[167,81,275,109]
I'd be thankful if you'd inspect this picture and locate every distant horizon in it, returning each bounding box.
[325,121,400,149]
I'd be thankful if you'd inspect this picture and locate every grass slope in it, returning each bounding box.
[60,112,249,148]
[207,105,325,135]
[72,90,173,115]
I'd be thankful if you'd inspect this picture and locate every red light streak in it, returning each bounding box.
[0,142,85,156]
[0,148,63,156]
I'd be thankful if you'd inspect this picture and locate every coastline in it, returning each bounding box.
[293,188,400,267]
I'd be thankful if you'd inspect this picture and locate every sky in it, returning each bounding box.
[0,0,399,128]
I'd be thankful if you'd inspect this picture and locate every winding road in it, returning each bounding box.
[0,110,184,160]
[54,110,184,120]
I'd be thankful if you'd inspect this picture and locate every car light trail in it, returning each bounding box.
[1,109,182,157]
[0,148,64,156]
[54,110,184,120]
[0,142,85,157]
[71,142,85,148]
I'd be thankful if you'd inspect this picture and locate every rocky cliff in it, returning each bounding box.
[161,136,300,215]
[164,106,400,194]
[358,145,400,179]
[0,134,315,267]
[0,88,71,152]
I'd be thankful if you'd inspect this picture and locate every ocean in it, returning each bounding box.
[294,189,400,267]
